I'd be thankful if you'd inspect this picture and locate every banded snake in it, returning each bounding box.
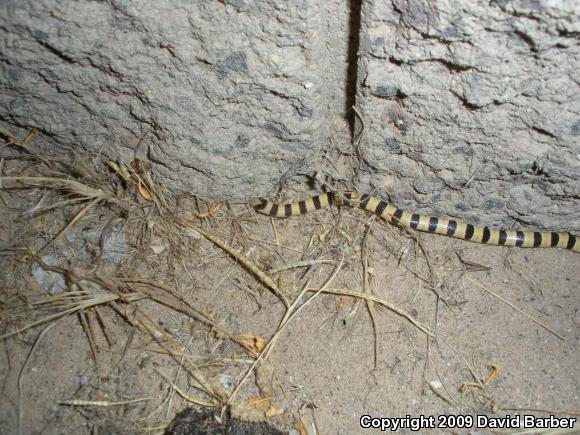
[252,192,579,252]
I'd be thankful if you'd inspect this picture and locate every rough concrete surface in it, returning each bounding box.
[1,0,352,198]
[356,0,580,231]
[1,0,578,232]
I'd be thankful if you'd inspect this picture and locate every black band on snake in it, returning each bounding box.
[251,192,579,252]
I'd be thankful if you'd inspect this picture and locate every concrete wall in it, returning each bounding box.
[1,0,578,230]
[355,0,580,230]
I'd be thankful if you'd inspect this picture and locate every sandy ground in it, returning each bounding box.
[0,176,578,435]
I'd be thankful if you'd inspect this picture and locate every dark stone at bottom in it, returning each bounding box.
[164,408,286,435]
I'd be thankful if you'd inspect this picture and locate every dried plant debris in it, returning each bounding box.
[0,129,578,434]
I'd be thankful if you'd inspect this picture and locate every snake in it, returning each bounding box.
[251,192,579,252]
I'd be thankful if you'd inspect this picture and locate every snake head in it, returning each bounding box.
[250,197,268,209]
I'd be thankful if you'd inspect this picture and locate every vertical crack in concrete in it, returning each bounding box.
[345,0,362,137]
